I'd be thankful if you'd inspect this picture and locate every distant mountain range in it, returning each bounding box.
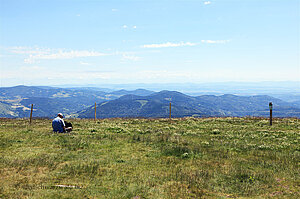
[0,85,299,118]
[78,91,300,118]
[0,86,154,118]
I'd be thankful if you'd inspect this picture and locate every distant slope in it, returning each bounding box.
[0,86,114,117]
[19,97,108,118]
[78,91,205,118]
[110,89,155,96]
[1,86,299,118]
[0,85,108,99]
[0,86,156,118]
[196,94,300,117]
[0,102,17,118]
[78,91,300,118]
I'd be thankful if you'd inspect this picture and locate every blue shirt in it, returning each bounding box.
[52,117,65,132]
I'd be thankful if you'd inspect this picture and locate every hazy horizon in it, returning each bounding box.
[2,81,299,96]
[2,80,300,87]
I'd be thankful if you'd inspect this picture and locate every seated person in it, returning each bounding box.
[52,113,72,133]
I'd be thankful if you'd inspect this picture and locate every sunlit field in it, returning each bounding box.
[0,117,299,198]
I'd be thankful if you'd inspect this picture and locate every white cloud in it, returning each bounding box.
[142,42,197,48]
[9,46,51,55]
[122,54,140,61]
[122,25,137,30]
[76,14,81,17]
[201,40,230,44]
[36,50,106,59]
[204,1,211,5]
[28,50,107,63]
[112,9,118,12]
[115,51,140,61]
[8,47,108,64]
[24,55,38,64]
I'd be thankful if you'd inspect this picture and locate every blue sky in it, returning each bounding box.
[0,0,299,86]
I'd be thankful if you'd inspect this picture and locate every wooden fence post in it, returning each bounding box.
[269,102,273,126]
[29,104,33,125]
[95,102,97,121]
[169,102,171,120]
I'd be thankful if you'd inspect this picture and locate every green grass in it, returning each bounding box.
[0,117,299,198]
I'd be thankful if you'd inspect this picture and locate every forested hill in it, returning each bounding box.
[0,86,299,118]
[78,91,300,118]
[0,86,153,118]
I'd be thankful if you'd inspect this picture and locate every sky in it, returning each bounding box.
[0,0,299,87]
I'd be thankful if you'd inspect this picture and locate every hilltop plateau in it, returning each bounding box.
[0,117,299,198]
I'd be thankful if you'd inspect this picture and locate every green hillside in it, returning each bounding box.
[0,102,16,118]
[78,91,300,118]
[1,86,300,118]
[0,86,155,118]
[0,117,299,198]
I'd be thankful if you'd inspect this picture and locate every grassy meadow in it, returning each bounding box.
[0,117,299,198]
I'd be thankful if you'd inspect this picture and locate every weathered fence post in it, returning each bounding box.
[269,102,273,126]
[29,104,33,125]
[169,102,171,120]
[95,102,97,121]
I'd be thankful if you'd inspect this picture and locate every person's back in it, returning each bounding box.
[52,116,65,133]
